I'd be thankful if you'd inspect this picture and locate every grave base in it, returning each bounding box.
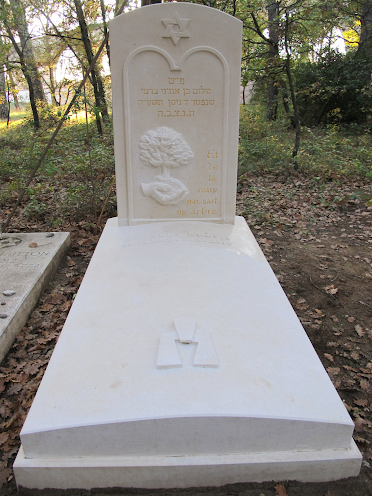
[14,442,361,490]
[14,218,362,489]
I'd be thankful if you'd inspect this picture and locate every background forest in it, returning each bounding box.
[0,0,371,227]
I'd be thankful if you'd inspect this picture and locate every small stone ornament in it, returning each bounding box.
[0,314,7,319]
[45,233,54,238]
[1,302,5,305]
[3,290,16,296]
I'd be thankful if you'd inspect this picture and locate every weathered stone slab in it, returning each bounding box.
[110,3,242,225]
[0,232,70,363]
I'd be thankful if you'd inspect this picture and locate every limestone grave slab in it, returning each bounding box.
[110,3,242,225]
[0,232,70,363]
[14,3,361,490]
[14,218,361,488]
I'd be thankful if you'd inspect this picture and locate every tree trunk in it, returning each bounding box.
[4,25,40,128]
[49,65,58,106]
[0,64,9,120]
[284,10,300,166]
[100,0,110,64]
[357,0,372,86]
[6,66,20,110]
[74,0,109,133]
[266,1,279,121]
[141,0,161,6]
[359,0,372,49]
[282,81,296,128]
[9,0,46,103]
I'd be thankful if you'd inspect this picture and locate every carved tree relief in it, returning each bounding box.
[138,126,193,205]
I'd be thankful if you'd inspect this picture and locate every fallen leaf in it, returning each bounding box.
[327,367,340,376]
[7,382,22,395]
[39,303,54,312]
[331,315,339,322]
[347,316,356,323]
[315,309,325,317]
[360,368,372,374]
[354,435,370,445]
[343,365,358,372]
[325,284,338,295]
[351,351,360,361]
[354,417,365,433]
[355,324,365,337]
[324,353,334,362]
[0,468,12,488]
[0,433,9,446]
[360,379,369,391]
[275,483,288,496]
[29,242,38,248]
[23,363,40,375]
[354,398,368,407]
[60,300,72,312]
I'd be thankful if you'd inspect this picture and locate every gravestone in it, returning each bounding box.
[111,2,240,225]
[0,232,70,363]
[14,3,361,490]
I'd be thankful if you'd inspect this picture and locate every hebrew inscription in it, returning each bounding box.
[139,78,214,119]
[139,127,193,205]
[162,12,190,45]
[157,319,218,369]
[125,43,226,222]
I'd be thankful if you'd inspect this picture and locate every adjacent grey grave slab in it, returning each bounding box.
[14,3,361,490]
[0,232,70,363]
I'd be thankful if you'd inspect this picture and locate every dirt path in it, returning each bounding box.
[1,173,372,496]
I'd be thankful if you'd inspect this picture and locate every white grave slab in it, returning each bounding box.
[14,3,361,489]
[14,218,361,488]
[0,232,70,363]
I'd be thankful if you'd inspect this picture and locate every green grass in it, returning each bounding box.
[238,103,372,180]
[0,106,30,130]
[0,109,116,226]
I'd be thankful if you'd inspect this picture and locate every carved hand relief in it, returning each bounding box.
[157,319,218,369]
[162,12,190,45]
[139,127,193,206]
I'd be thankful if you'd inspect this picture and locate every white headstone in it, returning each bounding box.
[110,3,242,225]
[14,3,361,490]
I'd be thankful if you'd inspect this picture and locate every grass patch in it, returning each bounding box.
[238,103,372,180]
[0,110,116,227]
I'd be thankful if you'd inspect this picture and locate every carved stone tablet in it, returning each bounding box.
[110,4,242,225]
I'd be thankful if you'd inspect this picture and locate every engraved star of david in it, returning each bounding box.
[162,12,190,45]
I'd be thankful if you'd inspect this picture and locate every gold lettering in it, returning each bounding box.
[207,150,218,159]
[198,188,217,193]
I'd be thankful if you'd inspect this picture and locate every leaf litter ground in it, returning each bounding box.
[0,173,372,496]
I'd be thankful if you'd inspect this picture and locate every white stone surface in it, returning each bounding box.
[0,232,70,363]
[14,441,361,490]
[110,3,242,225]
[14,218,361,488]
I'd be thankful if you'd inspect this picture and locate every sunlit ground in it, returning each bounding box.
[0,107,98,131]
